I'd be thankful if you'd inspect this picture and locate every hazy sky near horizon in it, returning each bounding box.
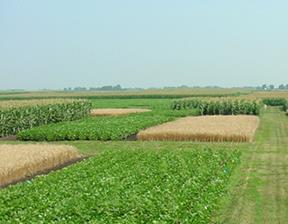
[1,1,288,90]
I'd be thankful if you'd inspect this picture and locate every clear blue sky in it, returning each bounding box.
[1,0,287,90]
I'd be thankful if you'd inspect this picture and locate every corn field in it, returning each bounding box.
[171,98,261,115]
[0,99,76,110]
[0,100,91,137]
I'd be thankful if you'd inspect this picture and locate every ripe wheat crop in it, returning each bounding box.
[137,115,259,142]
[0,144,81,188]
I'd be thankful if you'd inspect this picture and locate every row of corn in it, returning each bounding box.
[0,100,91,137]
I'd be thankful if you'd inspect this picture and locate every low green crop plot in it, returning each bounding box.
[0,148,240,223]
[17,109,199,141]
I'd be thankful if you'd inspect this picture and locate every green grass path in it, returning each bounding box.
[217,108,288,223]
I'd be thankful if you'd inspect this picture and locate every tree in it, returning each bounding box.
[262,84,267,90]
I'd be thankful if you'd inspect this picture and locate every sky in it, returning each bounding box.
[0,0,288,90]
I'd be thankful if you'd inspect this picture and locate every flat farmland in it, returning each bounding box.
[0,88,252,100]
[0,146,240,223]
[137,115,260,142]
[0,92,288,223]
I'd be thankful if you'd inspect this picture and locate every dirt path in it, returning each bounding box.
[217,108,288,223]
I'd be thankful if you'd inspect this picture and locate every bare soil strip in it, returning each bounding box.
[137,115,259,142]
[0,144,81,188]
[91,108,151,116]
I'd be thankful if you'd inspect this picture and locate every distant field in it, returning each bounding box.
[0,98,76,110]
[243,91,288,99]
[0,144,81,188]
[0,88,252,100]
[137,115,259,142]
[91,108,151,116]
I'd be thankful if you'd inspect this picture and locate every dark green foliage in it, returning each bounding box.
[282,100,288,113]
[172,98,261,115]
[262,98,287,106]
[0,148,240,223]
[262,98,288,114]
[0,101,91,137]
[17,109,199,141]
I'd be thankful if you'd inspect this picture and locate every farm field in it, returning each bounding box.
[0,99,91,137]
[2,1,288,223]
[0,88,252,100]
[16,101,199,141]
[16,110,195,141]
[0,92,288,223]
[0,145,240,223]
[0,144,81,188]
[91,108,151,116]
[0,98,77,110]
[137,115,259,142]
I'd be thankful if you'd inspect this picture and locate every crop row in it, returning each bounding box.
[262,97,288,114]
[262,98,287,106]
[172,98,261,115]
[0,100,91,137]
[0,99,77,110]
[0,147,240,223]
[17,109,199,141]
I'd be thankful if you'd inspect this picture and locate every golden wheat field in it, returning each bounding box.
[91,108,151,116]
[137,115,260,142]
[0,99,78,110]
[0,144,81,187]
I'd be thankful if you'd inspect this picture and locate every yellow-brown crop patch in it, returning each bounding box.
[91,108,151,116]
[137,115,259,142]
[0,144,81,187]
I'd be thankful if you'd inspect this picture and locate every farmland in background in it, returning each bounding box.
[0,99,77,110]
[1,89,288,223]
[0,88,252,100]
[172,98,261,115]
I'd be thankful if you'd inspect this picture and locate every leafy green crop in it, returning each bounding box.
[172,98,261,115]
[0,148,240,223]
[262,98,287,107]
[17,109,199,141]
[0,100,91,137]
[262,98,288,114]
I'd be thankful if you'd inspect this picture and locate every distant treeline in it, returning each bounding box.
[64,85,137,92]
[0,92,246,101]
[256,84,288,90]
[63,85,241,92]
